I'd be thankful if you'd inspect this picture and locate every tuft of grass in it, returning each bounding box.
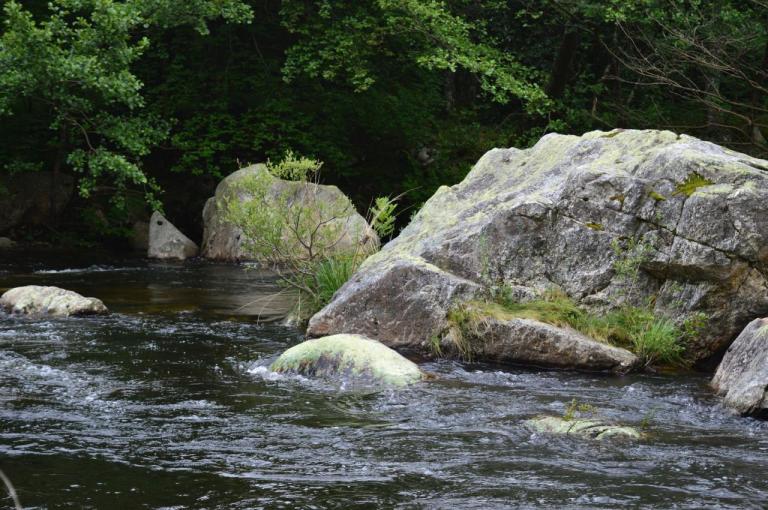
[309,255,359,311]
[640,408,657,430]
[672,172,714,197]
[444,308,480,360]
[563,398,598,421]
[445,288,688,368]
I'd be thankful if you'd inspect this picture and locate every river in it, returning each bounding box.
[1,250,767,509]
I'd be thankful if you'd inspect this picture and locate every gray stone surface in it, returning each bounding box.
[308,129,768,363]
[711,318,768,417]
[440,313,639,373]
[148,211,198,260]
[1,285,108,317]
[201,164,377,261]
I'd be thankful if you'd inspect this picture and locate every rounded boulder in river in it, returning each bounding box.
[270,334,425,387]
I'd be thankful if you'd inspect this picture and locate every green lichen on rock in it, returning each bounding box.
[672,172,714,197]
[270,334,424,387]
[585,222,604,231]
[525,415,641,440]
[307,129,768,364]
[648,190,667,201]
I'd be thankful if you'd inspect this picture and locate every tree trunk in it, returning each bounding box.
[50,126,67,223]
[547,29,580,99]
[444,71,456,112]
[750,37,768,148]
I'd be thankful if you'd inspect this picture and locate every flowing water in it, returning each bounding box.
[1,250,767,509]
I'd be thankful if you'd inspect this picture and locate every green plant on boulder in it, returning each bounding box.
[444,287,687,368]
[672,172,714,197]
[265,150,323,181]
[563,398,598,421]
[225,151,399,320]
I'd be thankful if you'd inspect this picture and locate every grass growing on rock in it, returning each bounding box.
[445,288,687,368]
[672,172,714,197]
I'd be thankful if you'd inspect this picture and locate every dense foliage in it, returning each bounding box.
[1,0,766,235]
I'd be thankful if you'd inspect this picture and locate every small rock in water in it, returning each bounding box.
[0,285,108,317]
[711,318,768,418]
[0,237,16,249]
[270,334,424,387]
[148,211,198,260]
[525,415,641,440]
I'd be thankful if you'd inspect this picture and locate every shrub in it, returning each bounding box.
[224,152,398,321]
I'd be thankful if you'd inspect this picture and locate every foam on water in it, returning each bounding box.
[0,259,767,508]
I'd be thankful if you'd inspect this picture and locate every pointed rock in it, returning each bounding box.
[148,211,198,260]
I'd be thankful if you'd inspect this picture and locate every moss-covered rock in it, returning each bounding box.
[0,285,108,317]
[270,334,424,387]
[525,415,641,440]
[308,129,768,364]
[201,164,376,261]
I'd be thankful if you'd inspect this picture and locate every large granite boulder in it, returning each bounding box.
[201,164,377,261]
[308,130,768,363]
[1,285,108,317]
[270,334,425,387]
[711,318,768,417]
[147,211,198,260]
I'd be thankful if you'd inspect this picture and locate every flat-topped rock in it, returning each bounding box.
[525,416,641,440]
[439,312,639,374]
[0,285,108,317]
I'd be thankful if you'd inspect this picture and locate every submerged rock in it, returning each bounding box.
[0,285,108,317]
[270,334,424,387]
[201,164,377,261]
[525,416,641,440]
[0,237,16,249]
[148,211,198,260]
[441,313,639,374]
[309,129,768,364]
[711,318,768,417]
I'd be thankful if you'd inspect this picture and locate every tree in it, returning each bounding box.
[0,0,252,210]
[608,0,768,155]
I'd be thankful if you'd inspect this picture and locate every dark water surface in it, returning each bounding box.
[1,250,767,509]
